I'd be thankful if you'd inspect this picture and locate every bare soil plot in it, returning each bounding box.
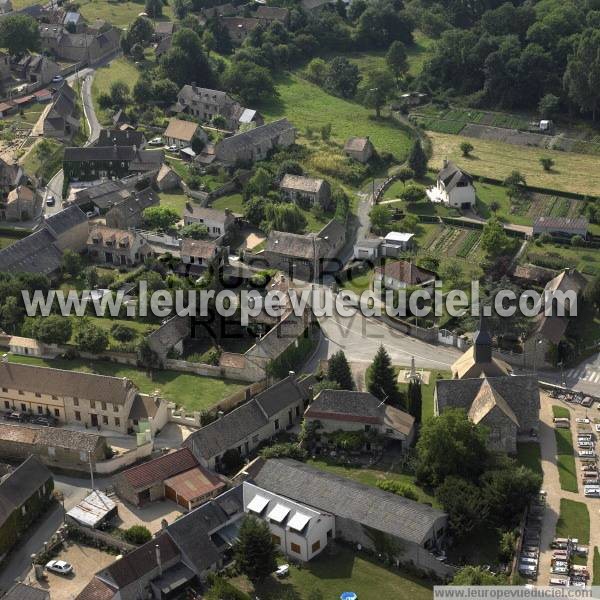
[461,123,553,148]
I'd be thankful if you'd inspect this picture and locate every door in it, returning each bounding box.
[288,410,293,426]
[165,485,177,503]
[90,413,98,427]
[138,488,151,505]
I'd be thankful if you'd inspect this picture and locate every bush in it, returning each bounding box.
[376,479,419,500]
[260,443,307,461]
[123,525,151,545]
[110,324,135,342]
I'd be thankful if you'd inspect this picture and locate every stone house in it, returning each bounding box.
[183,204,234,238]
[304,389,415,451]
[87,225,151,266]
[114,447,224,509]
[430,160,476,209]
[104,187,159,229]
[261,218,345,276]
[174,85,264,131]
[0,157,23,199]
[344,136,374,163]
[1,185,39,221]
[95,128,146,148]
[183,374,315,470]
[180,238,223,271]
[156,164,181,191]
[13,54,59,85]
[374,259,436,290]
[0,456,53,559]
[63,145,164,182]
[0,360,152,434]
[221,17,260,44]
[43,83,79,140]
[163,118,206,149]
[44,204,89,252]
[248,458,451,577]
[280,174,331,209]
[0,423,108,470]
[215,118,295,165]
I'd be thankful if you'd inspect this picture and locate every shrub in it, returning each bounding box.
[110,324,135,342]
[260,443,307,461]
[376,479,419,500]
[123,525,152,545]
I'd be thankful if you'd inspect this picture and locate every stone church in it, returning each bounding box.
[434,318,540,454]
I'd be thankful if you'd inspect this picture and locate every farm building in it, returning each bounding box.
[533,217,588,238]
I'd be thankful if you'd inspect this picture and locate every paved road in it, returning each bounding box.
[79,71,100,145]
[0,472,112,592]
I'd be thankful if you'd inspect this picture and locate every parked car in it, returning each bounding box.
[46,560,73,575]
[4,411,26,422]
[275,564,289,578]
[30,416,56,427]
[46,195,55,207]
[166,144,178,152]
[149,137,163,146]
[576,417,590,424]
[52,75,63,83]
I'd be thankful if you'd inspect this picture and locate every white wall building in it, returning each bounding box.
[429,160,476,209]
[243,481,334,562]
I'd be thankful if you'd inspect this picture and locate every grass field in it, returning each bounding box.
[428,131,600,196]
[307,457,438,507]
[20,138,64,185]
[517,442,543,478]
[259,73,413,161]
[9,354,244,412]
[231,545,433,600]
[555,499,590,544]
[553,405,571,419]
[92,58,141,125]
[158,191,188,216]
[67,316,157,350]
[79,0,173,28]
[211,193,244,213]
[554,426,578,493]
[524,240,600,277]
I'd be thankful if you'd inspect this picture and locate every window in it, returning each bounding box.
[54,409,59,418]
[386,428,393,434]
[102,415,108,425]
[364,424,371,432]
[80,451,87,461]
[21,403,26,412]
[102,402,107,411]
[52,395,58,400]
[113,404,118,412]
[290,543,301,554]
[35,392,41,398]
[75,411,81,421]
[90,400,95,409]
[1,387,7,393]
[274,419,280,431]
[4,401,9,409]
[311,540,321,553]
[295,406,300,417]
[48,447,55,457]
[73,396,79,404]
[114,417,120,427]
[37,406,43,414]
[271,534,281,545]
[18,390,23,395]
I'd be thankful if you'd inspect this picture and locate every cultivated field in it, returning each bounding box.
[428,132,600,196]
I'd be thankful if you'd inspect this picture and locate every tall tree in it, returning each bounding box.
[324,56,361,99]
[145,0,163,18]
[363,69,394,117]
[407,140,428,178]
[161,28,215,88]
[0,14,39,57]
[234,516,277,583]
[367,345,402,407]
[327,350,355,390]
[75,320,109,354]
[564,29,600,121]
[386,40,408,85]
[222,60,276,104]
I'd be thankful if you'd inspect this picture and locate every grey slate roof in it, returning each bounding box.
[107,186,159,219]
[166,486,243,573]
[217,118,293,154]
[3,583,50,600]
[0,456,52,526]
[96,129,145,148]
[308,390,382,418]
[184,374,313,461]
[0,228,63,275]
[45,205,87,236]
[0,422,104,453]
[435,374,540,428]
[438,161,472,192]
[251,458,446,545]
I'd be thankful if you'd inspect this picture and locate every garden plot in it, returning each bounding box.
[525,194,581,221]
[461,123,554,148]
[423,226,482,260]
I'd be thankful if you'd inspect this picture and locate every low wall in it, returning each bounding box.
[163,356,260,382]
[67,522,136,553]
[381,314,439,343]
[95,442,153,475]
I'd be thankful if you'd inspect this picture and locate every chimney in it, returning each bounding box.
[155,544,162,576]
[245,387,251,402]
[443,158,448,168]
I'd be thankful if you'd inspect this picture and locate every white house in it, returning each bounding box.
[243,481,334,562]
[428,160,475,209]
[353,238,382,260]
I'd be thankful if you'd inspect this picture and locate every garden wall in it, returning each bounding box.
[94,441,153,475]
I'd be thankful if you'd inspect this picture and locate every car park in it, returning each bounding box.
[46,560,73,575]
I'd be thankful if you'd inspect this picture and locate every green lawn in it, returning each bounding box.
[554,427,578,493]
[407,31,435,76]
[9,354,245,412]
[555,499,590,544]
[211,193,244,213]
[67,316,158,350]
[21,138,64,185]
[343,269,373,295]
[593,547,600,585]
[231,545,433,600]
[517,442,543,478]
[552,405,570,419]
[307,457,438,508]
[396,369,451,422]
[159,191,188,217]
[92,58,141,125]
[79,0,173,28]
[259,73,412,161]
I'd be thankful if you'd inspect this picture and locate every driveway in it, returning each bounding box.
[536,392,600,584]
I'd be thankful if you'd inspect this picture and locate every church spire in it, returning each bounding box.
[473,311,492,363]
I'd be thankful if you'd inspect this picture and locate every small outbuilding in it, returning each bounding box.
[66,490,117,528]
[344,136,374,163]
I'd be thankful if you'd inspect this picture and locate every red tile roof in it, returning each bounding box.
[120,448,198,490]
